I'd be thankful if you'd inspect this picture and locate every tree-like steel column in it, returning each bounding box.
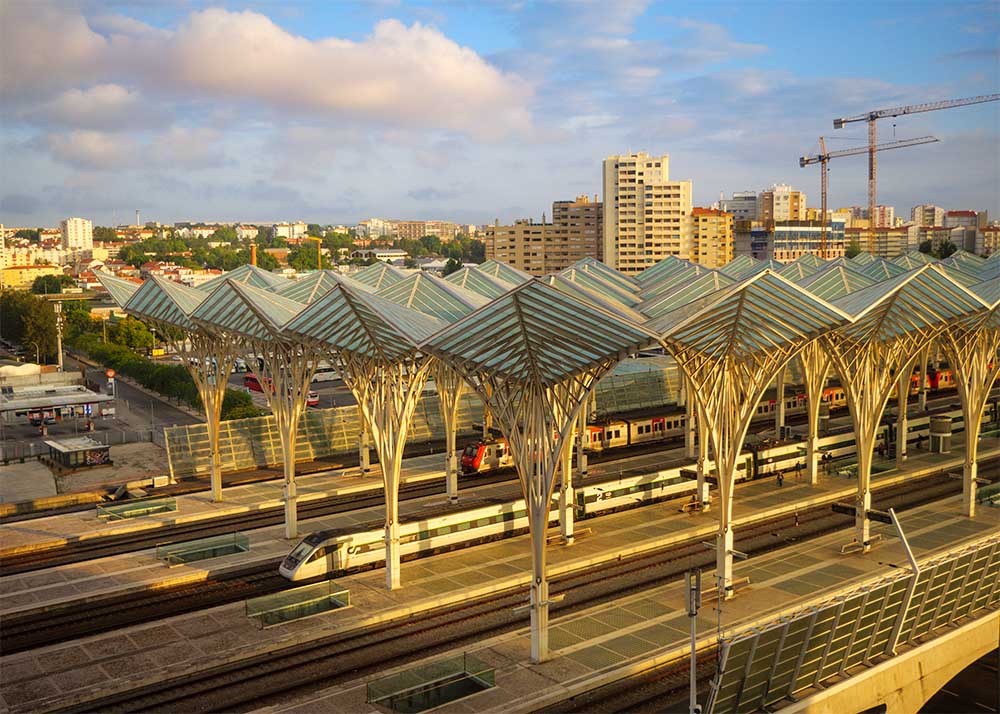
[680,353,800,598]
[939,315,1000,517]
[433,363,466,503]
[895,370,908,468]
[774,365,786,436]
[799,342,830,486]
[179,332,238,501]
[655,272,849,599]
[695,398,712,507]
[251,341,317,540]
[112,276,238,502]
[824,343,924,550]
[338,352,433,590]
[482,372,606,662]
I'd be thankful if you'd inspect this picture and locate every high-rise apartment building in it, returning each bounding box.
[484,196,603,276]
[868,205,895,228]
[550,195,603,264]
[910,204,945,227]
[720,191,758,221]
[60,217,93,251]
[689,208,733,268]
[757,184,807,224]
[602,152,692,274]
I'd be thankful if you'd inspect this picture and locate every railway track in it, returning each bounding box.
[0,471,513,575]
[46,470,971,713]
[0,437,724,576]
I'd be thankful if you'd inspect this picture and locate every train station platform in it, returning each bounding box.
[0,447,679,613]
[1,436,996,712]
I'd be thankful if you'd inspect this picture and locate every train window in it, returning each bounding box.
[462,445,477,457]
[306,546,328,563]
[288,542,314,562]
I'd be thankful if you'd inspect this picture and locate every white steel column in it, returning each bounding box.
[940,324,1000,519]
[696,404,711,507]
[576,410,588,482]
[800,344,830,486]
[340,355,433,591]
[774,366,786,437]
[684,381,696,459]
[434,365,465,503]
[918,346,929,412]
[358,424,371,474]
[825,345,922,551]
[559,430,574,544]
[255,342,317,541]
[180,334,235,502]
[896,371,908,468]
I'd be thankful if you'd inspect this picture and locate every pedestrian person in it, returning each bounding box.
[776,472,784,488]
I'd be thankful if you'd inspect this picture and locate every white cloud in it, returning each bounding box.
[46,130,138,169]
[562,114,620,131]
[0,2,108,97]
[1,4,533,140]
[28,84,161,131]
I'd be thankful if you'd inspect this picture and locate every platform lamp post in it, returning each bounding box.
[686,569,702,714]
[53,300,63,372]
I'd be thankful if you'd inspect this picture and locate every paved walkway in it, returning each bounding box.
[1,439,995,713]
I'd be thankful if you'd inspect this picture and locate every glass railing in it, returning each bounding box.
[156,532,250,567]
[245,580,350,628]
[96,497,177,521]
[366,652,495,713]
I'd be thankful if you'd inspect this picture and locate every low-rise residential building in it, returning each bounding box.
[484,196,603,276]
[977,226,1000,256]
[393,220,461,242]
[272,222,308,243]
[350,247,409,263]
[750,221,846,261]
[1,264,64,290]
[236,225,258,241]
[846,226,910,258]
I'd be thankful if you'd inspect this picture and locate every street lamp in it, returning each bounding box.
[29,341,41,365]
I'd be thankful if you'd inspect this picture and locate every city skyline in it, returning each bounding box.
[1,0,998,227]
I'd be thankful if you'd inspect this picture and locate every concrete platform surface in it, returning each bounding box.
[0,446,704,613]
[1,440,995,713]
[264,494,1000,714]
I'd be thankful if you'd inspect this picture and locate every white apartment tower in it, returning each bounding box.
[60,217,93,251]
[602,152,692,274]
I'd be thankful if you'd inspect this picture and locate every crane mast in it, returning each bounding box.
[832,94,999,254]
[799,136,939,258]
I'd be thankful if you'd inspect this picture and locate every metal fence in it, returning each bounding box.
[1,428,155,463]
[163,394,487,479]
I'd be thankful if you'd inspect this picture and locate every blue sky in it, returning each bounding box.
[1,0,997,228]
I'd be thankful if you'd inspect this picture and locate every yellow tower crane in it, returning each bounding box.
[799,136,939,258]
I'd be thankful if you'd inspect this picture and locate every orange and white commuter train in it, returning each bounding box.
[460,370,957,474]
